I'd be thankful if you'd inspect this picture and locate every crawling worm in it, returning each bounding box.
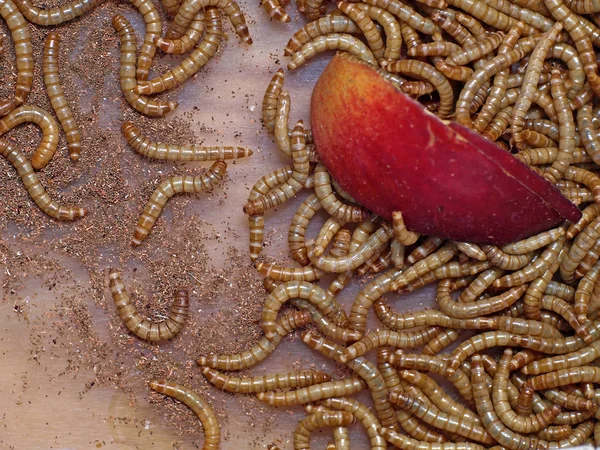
[256,261,323,282]
[362,0,435,34]
[285,15,360,56]
[0,105,59,170]
[0,0,33,116]
[337,1,385,59]
[311,217,348,259]
[294,411,356,450]
[155,10,205,54]
[262,69,284,134]
[112,14,178,116]
[0,138,86,220]
[290,298,361,343]
[149,380,220,450]
[392,211,419,245]
[108,269,189,341]
[261,0,289,22]
[257,377,366,406]
[14,0,103,25]
[288,193,322,266]
[122,121,252,161]
[391,242,458,291]
[132,160,227,246]
[42,32,81,162]
[380,426,485,450]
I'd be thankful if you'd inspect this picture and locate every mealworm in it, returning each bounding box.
[380,426,485,450]
[127,0,162,82]
[578,103,600,165]
[287,33,377,70]
[166,0,251,44]
[455,242,486,260]
[448,0,533,33]
[261,280,347,339]
[430,10,477,46]
[575,260,600,321]
[510,349,543,370]
[155,10,205,54]
[274,90,292,157]
[132,160,226,246]
[261,0,289,22]
[501,226,565,255]
[112,15,177,117]
[304,0,326,21]
[392,211,419,246]
[542,388,596,412]
[294,411,356,450]
[561,215,600,283]
[537,425,574,441]
[523,250,563,320]
[122,121,252,161]
[160,0,180,15]
[519,129,557,148]
[337,1,385,59]
[362,0,435,34]
[201,367,331,393]
[528,366,600,392]
[355,3,401,62]
[515,146,591,166]
[108,269,189,341]
[0,138,86,220]
[262,69,284,134]
[0,105,59,170]
[149,380,219,450]
[0,0,31,115]
[524,338,600,376]
[14,0,103,25]
[422,329,461,355]
[567,203,600,239]
[42,32,81,162]
[285,15,360,56]
[542,294,593,342]
[197,310,310,370]
[388,59,454,118]
[482,106,513,141]
[481,245,536,270]
[257,377,366,406]
[564,165,600,202]
[256,261,323,282]
[244,121,308,215]
[330,227,352,257]
[447,30,505,67]
[409,40,461,58]
[407,237,444,264]
[134,7,222,95]
[459,267,504,303]
[288,194,322,266]
[290,298,361,343]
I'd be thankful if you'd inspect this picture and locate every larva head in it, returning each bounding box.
[311,54,582,245]
[121,121,140,140]
[149,380,165,391]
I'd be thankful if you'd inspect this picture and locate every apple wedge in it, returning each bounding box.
[310,54,582,245]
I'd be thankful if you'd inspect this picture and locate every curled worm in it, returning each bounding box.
[132,160,227,246]
[155,10,205,54]
[14,0,103,25]
[108,269,189,341]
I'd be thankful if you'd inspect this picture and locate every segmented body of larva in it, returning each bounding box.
[0,105,59,170]
[290,298,362,342]
[161,0,181,15]
[135,7,222,95]
[0,0,33,116]
[43,32,81,162]
[122,121,252,161]
[166,0,251,44]
[14,0,103,25]
[261,0,289,22]
[108,269,189,341]
[112,15,177,116]
[285,15,360,56]
[149,380,220,450]
[262,69,284,134]
[392,211,419,245]
[314,164,370,223]
[337,1,385,59]
[294,411,356,450]
[132,160,227,246]
[288,193,322,265]
[257,377,367,406]
[256,261,324,282]
[0,138,86,220]
[155,10,204,54]
[197,310,311,370]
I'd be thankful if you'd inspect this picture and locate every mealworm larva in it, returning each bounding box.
[244,121,308,215]
[274,90,292,157]
[112,15,177,117]
[288,194,322,266]
[391,242,458,291]
[541,294,593,341]
[407,237,445,265]
[42,32,81,162]
[355,3,401,62]
[287,33,377,70]
[481,245,535,270]
[519,129,557,148]
[256,261,323,282]
[561,215,600,283]
[314,164,370,223]
[524,337,600,375]
[14,0,103,25]
[285,15,362,56]
[294,411,356,450]
[564,165,600,202]
[430,10,477,46]
[330,227,352,258]
[459,267,504,303]
[528,366,600,391]
[509,349,543,370]
[290,298,361,343]
[409,40,461,58]
[390,240,404,269]
[0,105,59,170]
[261,0,289,22]
[132,160,226,246]
[262,69,284,134]
[149,380,219,450]
[575,260,600,322]
[542,388,596,412]
[257,377,367,406]
[392,211,419,245]
[261,280,347,339]
[362,0,435,34]
[155,10,205,54]
[446,30,505,67]
[515,146,591,166]
[492,349,562,434]
[0,138,86,220]
[161,0,181,15]
[127,0,162,82]
[422,328,461,355]
[108,270,189,341]
[201,367,331,393]
[536,425,574,441]
[482,106,513,141]
[577,103,600,165]
[388,59,454,118]
[567,203,600,239]
[166,0,251,43]
[389,391,494,444]
[455,242,486,260]
[197,310,310,370]
[380,426,485,450]
[337,2,385,59]
[447,331,516,373]
[449,0,533,33]
[501,226,565,255]
[134,7,222,95]
[122,121,252,161]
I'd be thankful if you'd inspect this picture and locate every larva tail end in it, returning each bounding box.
[200,366,213,376]
[131,238,142,247]
[168,101,179,112]
[149,379,165,391]
[78,207,88,218]
[283,48,292,56]
[210,160,228,177]
[243,36,253,45]
[108,268,120,278]
[31,157,48,171]
[197,357,208,366]
[69,152,80,162]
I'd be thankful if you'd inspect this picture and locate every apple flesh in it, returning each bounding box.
[310,55,581,245]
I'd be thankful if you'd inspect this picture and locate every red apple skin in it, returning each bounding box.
[310,55,581,245]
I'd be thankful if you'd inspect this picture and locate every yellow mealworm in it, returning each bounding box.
[0,105,59,170]
[261,0,289,22]
[127,0,162,82]
[355,3,400,62]
[290,298,361,343]
[481,245,535,270]
[380,426,485,450]
[108,269,189,341]
[447,331,516,373]
[274,90,292,157]
[509,349,543,370]
[536,425,574,441]
[524,339,600,375]
[330,227,352,257]
[409,40,460,58]
[564,166,600,202]
[406,237,444,264]
[501,226,565,255]
[262,69,284,134]
[447,31,504,67]
[430,10,476,46]
[302,331,399,430]
[449,0,533,33]
[542,388,596,412]
[134,7,222,95]
[132,160,226,246]
[422,328,461,355]
[256,261,323,282]
[528,366,600,392]
[304,0,326,21]
[294,411,356,450]
[311,217,348,259]
[314,164,370,223]
[155,10,205,54]
[459,267,504,303]
[0,0,33,115]
[197,310,310,370]
[262,280,347,339]
[543,294,592,341]
[567,203,600,239]
[288,193,322,266]
[122,121,252,161]
[201,367,331,393]
[285,15,361,56]
[561,215,600,283]
[0,138,86,220]
[149,380,219,450]
[578,103,600,165]
[390,240,404,269]
[112,15,177,117]
[519,129,557,148]
[337,2,385,59]
[14,0,103,25]
[42,33,81,162]
[362,0,435,34]
[396,259,491,292]
[515,146,591,166]
[287,33,377,70]
[161,0,181,15]
[456,242,486,260]
[166,0,251,43]
[244,121,308,215]
[575,260,600,322]
[392,211,419,245]
[389,391,494,444]
[257,377,366,406]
